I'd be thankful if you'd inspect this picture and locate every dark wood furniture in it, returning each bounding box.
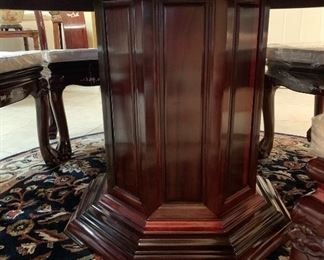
[259,46,324,158]
[45,55,99,159]
[264,47,324,260]
[0,61,59,165]
[34,11,48,51]
[64,0,292,259]
[0,30,39,50]
[32,11,99,159]
[49,11,63,49]
[289,158,324,260]
[288,113,324,260]
[60,11,89,49]
[2,1,324,260]
[49,11,89,49]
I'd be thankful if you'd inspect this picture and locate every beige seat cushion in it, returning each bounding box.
[42,48,98,63]
[0,51,42,74]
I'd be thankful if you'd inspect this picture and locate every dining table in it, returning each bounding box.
[2,1,324,259]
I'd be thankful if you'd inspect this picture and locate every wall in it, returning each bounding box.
[268,7,324,46]
[84,12,97,48]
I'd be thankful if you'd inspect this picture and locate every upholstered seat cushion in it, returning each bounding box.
[267,44,324,67]
[0,51,42,74]
[42,48,98,63]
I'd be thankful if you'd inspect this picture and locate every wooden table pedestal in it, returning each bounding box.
[66,0,290,259]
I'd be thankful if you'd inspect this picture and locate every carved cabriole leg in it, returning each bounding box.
[259,75,279,158]
[31,78,60,166]
[49,79,72,160]
[49,107,58,140]
[289,158,324,260]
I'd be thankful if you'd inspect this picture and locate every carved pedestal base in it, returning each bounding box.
[65,0,290,258]
[66,175,290,259]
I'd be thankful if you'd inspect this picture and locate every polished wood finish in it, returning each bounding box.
[0,30,39,50]
[0,67,59,165]
[289,158,324,260]
[60,11,89,49]
[66,0,290,258]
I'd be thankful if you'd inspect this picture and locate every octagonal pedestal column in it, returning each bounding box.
[66,0,290,259]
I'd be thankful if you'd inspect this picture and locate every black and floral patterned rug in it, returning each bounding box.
[0,132,316,260]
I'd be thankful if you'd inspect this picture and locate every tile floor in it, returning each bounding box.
[0,86,315,160]
[0,85,103,159]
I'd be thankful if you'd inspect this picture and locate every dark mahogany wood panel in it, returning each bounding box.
[105,7,139,198]
[204,0,232,215]
[66,0,291,259]
[226,4,260,198]
[135,0,162,214]
[163,4,205,202]
[61,11,89,49]
[102,0,162,215]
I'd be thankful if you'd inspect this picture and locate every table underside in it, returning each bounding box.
[1,0,324,11]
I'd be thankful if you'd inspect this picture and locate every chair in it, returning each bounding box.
[43,49,99,159]
[259,44,324,158]
[33,11,100,160]
[0,51,59,165]
[0,12,98,164]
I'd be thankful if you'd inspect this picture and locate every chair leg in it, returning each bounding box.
[31,78,60,166]
[314,95,324,115]
[49,106,58,140]
[259,75,279,158]
[49,81,72,160]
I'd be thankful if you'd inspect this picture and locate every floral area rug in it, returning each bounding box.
[0,133,316,259]
[0,133,106,260]
[260,134,316,260]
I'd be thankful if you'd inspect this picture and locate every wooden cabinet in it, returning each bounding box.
[66,0,290,258]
